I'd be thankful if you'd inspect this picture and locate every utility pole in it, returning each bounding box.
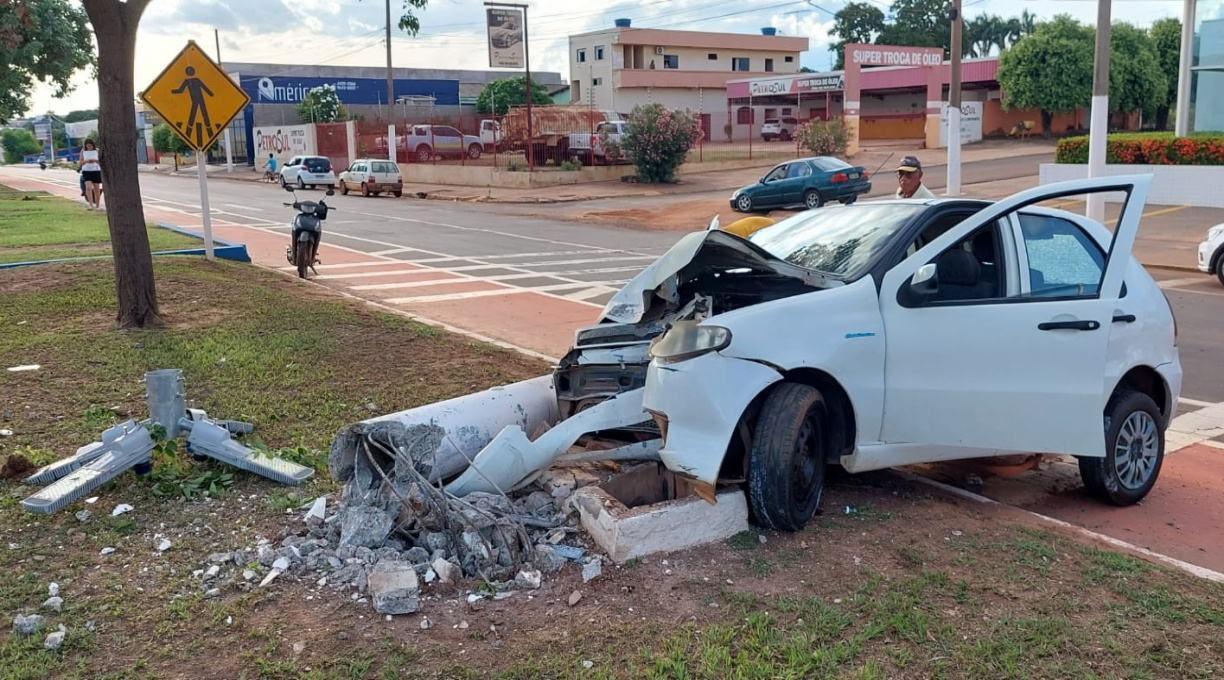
[1175,0,1196,135]
[216,29,234,172]
[1086,0,1112,223]
[946,0,962,196]
[385,0,397,164]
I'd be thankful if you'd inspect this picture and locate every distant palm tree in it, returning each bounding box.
[1018,10,1037,37]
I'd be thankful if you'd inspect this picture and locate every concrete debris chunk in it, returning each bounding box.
[75,510,91,523]
[420,616,434,630]
[305,497,326,521]
[514,569,542,590]
[44,626,66,650]
[99,547,115,556]
[568,590,582,606]
[112,504,133,516]
[432,558,458,585]
[367,561,420,615]
[48,582,59,597]
[42,597,63,612]
[338,506,393,549]
[157,538,172,552]
[582,559,602,583]
[13,614,46,635]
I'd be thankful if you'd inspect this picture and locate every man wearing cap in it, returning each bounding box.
[895,155,936,199]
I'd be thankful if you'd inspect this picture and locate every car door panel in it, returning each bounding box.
[756,166,788,207]
[876,175,1152,457]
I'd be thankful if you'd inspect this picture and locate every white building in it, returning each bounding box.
[568,20,808,138]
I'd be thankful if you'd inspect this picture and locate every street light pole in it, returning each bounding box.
[1175,0,1196,136]
[386,0,396,164]
[216,29,234,172]
[946,0,963,196]
[1086,0,1112,223]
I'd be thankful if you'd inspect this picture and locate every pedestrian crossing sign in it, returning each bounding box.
[140,41,250,152]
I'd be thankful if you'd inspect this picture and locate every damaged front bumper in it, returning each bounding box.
[642,351,782,493]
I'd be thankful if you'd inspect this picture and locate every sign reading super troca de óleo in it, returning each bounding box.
[487,7,525,69]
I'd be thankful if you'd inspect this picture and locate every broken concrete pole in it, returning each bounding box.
[574,465,749,564]
[338,506,393,548]
[329,375,559,485]
[367,561,421,615]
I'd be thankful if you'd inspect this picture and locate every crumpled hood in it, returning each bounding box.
[599,229,839,324]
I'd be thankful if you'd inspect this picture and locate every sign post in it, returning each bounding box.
[485,3,530,170]
[140,41,251,261]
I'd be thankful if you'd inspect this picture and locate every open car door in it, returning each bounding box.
[877,175,1151,457]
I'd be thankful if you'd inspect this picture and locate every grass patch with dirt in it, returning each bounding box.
[0,185,201,264]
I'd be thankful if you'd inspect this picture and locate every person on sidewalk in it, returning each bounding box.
[895,155,935,199]
[80,139,103,210]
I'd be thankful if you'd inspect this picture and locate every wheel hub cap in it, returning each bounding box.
[1113,411,1159,490]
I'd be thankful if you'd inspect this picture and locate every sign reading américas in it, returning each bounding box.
[850,47,943,67]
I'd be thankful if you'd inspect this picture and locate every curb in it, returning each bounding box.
[0,223,251,270]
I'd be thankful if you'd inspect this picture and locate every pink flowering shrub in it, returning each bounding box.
[616,104,702,184]
[795,118,851,157]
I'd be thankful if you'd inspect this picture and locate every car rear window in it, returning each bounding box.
[304,158,331,172]
[812,157,852,172]
[764,119,779,125]
[374,161,397,174]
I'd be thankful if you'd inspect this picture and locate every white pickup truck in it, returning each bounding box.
[568,120,628,165]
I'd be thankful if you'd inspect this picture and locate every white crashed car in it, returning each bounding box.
[1198,222,1224,286]
[553,176,1182,530]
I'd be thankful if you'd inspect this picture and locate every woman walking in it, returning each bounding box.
[80,139,103,211]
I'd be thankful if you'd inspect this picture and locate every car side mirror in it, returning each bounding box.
[910,263,938,296]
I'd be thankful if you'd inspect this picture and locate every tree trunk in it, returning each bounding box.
[82,0,159,328]
[1041,110,1053,139]
[1156,105,1170,132]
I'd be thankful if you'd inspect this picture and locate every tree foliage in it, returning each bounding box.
[830,2,884,69]
[360,0,428,35]
[62,107,99,122]
[996,15,1094,137]
[1108,22,1167,118]
[1,127,41,163]
[297,85,347,123]
[619,103,701,184]
[1149,17,1181,129]
[831,2,1037,69]
[151,123,190,155]
[878,0,949,51]
[0,0,95,121]
[476,77,552,116]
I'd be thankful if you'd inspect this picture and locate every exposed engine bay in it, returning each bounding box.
[553,230,833,424]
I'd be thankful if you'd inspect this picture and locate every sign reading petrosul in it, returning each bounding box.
[141,41,250,151]
[851,47,943,68]
[745,74,845,97]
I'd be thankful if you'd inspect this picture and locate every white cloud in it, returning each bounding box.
[31,0,1187,114]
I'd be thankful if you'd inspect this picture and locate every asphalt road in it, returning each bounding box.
[5,163,1221,402]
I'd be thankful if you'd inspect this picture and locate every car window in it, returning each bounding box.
[304,157,330,172]
[921,223,1007,304]
[749,204,925,279]
[436,127,460,138]
[786,163,812,179]
[812,157,852,172]
[764,119,779,125]
[763,165,787,182]
[1018,214,1105,298]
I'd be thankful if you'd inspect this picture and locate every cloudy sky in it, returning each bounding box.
[32,0,1186,115]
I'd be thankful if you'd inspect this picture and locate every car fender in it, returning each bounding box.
[713,276,886,445]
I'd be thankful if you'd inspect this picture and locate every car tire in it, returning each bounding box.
[804,189,824,210]
[781,130,792,141]
[467,144,482,160]
[327,184,335,192]
[279,175,287,189]
[735,194,754,213]
[416,146,432,163]
[361,183,369,197]
[748,383,828,531]
[1215,247,1224,286]
[297,176,306,190]
[763,135,774,142]
[840,196,857,205]
[339,181,349,196]
[1078,390,1165,506]
[393,190,402,198]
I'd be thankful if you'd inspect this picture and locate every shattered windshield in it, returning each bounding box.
[748,204,924,279]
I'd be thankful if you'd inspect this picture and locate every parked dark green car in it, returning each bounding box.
[730,156,872,212]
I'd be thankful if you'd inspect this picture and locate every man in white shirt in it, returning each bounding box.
[895,155,936,199]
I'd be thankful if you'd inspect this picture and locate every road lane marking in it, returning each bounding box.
[1106,205,1189,226]
[384,281,622,305]
[225,203,261,211]
[1157,277,1208,289]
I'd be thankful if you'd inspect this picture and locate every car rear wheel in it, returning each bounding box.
[339,181,349,196]
[804,189,824,210]
[393,189,402,198]
[467,144,482,160]
[1078,390,1165,506]
[1215,248,1224,286]
[297,176,306,190]
[734,194,754,213]
[748,383,828,531]
[780,130,792,141]
[416,146,432,163]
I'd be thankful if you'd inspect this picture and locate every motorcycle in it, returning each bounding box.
[282,184,334,279]
[38,159,46,171]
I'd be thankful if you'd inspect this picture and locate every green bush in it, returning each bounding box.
[795,118,851,157]
[619,103,702,184]
[1056,132,1224,165]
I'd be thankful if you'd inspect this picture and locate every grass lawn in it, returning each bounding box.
[0,185,201,264]
[0,188,1220,680]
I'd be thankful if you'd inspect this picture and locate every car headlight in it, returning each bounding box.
[732,189,742,199]
[648,321,732,363]
[1208,225,1224,241]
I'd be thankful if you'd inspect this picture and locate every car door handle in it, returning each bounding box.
[1038,320,1101,331]
[1112,314,1137,323]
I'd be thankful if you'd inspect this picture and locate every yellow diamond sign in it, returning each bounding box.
[140,41,250,151]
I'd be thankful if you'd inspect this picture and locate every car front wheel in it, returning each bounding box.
[734,194,754,212]
[1079,390,1165,506]
[748,383,828,531]
[339,181,349,195]
[1215,248,1224,286]
[804,189,824,210]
